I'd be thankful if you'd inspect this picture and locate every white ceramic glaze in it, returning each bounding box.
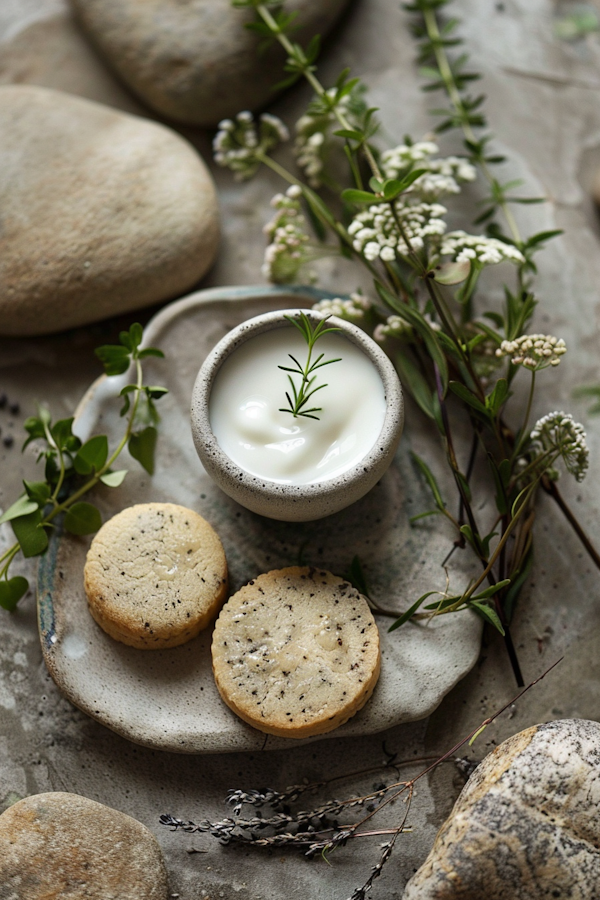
[191,309,404,521]
[37,286,482,754]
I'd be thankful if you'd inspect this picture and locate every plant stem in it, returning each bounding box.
[257,3,382,179]
[542,476,600,571]
[422,5,522,246]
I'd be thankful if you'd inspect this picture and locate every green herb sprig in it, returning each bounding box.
[278,312,341,420]
[0,323,167,612]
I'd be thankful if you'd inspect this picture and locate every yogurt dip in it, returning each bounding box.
[191,308,403,521]
[209,327,386,486]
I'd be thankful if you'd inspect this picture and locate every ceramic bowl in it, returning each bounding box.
[190,309,404,521]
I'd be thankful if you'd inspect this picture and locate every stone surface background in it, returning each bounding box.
[2,1,600,898]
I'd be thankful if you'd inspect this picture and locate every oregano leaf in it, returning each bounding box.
[64,502,102,536]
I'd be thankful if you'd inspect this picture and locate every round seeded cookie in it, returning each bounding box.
[84,503,228,649]
[211,566,380,738]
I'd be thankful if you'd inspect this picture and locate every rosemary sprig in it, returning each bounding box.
[278,312,341,420]
[0,323,167,611]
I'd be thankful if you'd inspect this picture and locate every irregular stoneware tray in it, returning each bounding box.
[37,285,482,754]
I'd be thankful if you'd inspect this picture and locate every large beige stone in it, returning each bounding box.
[69,0,353,127]
[0,85,219,336]
[403,719,600,900]
[0,791,169,899]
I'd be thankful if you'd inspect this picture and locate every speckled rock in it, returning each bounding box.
[403,719,600,900]
[0,791,169,899]
[0,85,219,336]
[69,0,353,127]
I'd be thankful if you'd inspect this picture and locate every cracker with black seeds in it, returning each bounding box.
[84,503,228,649]
[211,566,380,738]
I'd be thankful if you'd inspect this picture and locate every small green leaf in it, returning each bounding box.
[333,128,364,141]
[388,591,439,632]
[64,502,102,536]
[410,452,446,511]
[432,259,471,285]
[137,347,165,360]
[341,188,380,205]
[74,435,109,475]
[0,577,29,611]
[449,381,488,416]
[472,579,511,600]
[128,426,157,475]
[51,417,76,450]
[346,556,370,598]
[471,601,505,635]
[145,386,169,401]
[0,495,39,525]
[95,345,131,376]
[394,352,435,419]
[99,469,128,488]
[11,511,48,558]
[486,378,509,415]
[23,481,51,507]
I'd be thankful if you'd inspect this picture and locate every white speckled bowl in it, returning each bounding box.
[190,309,404,521]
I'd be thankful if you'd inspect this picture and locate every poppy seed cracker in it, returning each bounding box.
[211,566,380,738]
[84,503,228,649]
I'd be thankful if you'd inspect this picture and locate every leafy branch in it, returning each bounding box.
[218,0,600,687]
[0,324,167,611]
[278,313,341,420]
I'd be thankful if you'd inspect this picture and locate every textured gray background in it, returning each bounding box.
[1,1,600,898]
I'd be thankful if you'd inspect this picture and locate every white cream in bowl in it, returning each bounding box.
[209,328,386,486]
[191,309,404,522]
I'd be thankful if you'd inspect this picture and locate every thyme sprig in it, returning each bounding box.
[278,312,341,420]
[216,0,600,686]
[0,323,167,611]
[162,659,562,900]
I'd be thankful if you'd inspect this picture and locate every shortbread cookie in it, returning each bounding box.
[84,503,228,649]
[211,567,380,738]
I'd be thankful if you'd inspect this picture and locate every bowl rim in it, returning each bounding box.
[190,308,404,503]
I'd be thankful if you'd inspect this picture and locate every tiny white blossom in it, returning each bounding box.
[213,111,289,181]
[349,200,448,263]
[262,187,319,284]
[312,292,372,322]
[373,315,412,342]
[529,411,589,482]
[381,141,476,200]
[294,89,360,188]
[441,231,525,266]
[495,334,567,370]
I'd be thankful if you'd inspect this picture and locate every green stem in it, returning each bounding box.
[512,370,535,460]
[422,6,522,246]
[257,3,382,180]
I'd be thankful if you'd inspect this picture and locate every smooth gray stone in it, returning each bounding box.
[0,85,219,336]
[403,719,600,900]
[69,0,353,127]
[0,791,169,899]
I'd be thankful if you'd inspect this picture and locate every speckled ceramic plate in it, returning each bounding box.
[37,285,482,753]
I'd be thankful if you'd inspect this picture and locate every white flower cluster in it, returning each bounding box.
[262,186,314,284]
[440,231,525,266]
[495,334,567,370]
[213,111,289,181]
[295,90,354,188]
[373,311,440,343]
[381,141,476,200]
[312,292,372,322]
[373,315,412,343]
[530,411,589,483]
[349,201,447,262]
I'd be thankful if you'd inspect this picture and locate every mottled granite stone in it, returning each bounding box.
[404,719,600,900]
